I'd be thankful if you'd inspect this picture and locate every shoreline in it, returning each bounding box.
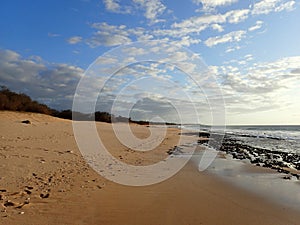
[206,154,300,211]
[0,111,300,224]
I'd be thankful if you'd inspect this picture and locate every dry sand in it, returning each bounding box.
[0,111,299,225]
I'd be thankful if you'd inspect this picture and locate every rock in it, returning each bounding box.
[251,158,260,164]
[198,132,210,138]
[282,175,291,180]
[291,173,299,180]
[198,139,209,144]
[40,193,50,199]
[24,198,30,204]
[21,120,31,124]
[4,201,15,207]
[25,186,33,190]
[24,189,32,195]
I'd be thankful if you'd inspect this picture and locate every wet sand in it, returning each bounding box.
[0,111,299,225]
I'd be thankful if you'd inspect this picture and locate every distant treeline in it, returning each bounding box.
[0,86,127,123]
[0,86,176,125]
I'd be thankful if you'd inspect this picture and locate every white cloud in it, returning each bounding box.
[214,56,300,121]
[204,30,246,47]
[97,56,118,65]
[290,68,300,74]
[225,46,241,53]
[170,9,250,39]
[86,20,200,48]
[225,9,250,24]
[80,0,295,50]
[133,0,166,24]
[122,47,146,56]
[172,14,226,29]
[75,0,296,52]
[103,0,120,12]
[67,36,83,44]
[211,24,224,32]
[103,0,131,14]
[193,0,238,7]
[137,33,154,41]
[90,60,216,123]
[48,32,60,37]
[252,0,295,15]
[153,25,208,39]
[244,54,254,61]
[0,49,83,109]
[87,23,133,47]
[193,0,238,12]
[252,0,277,15]
[248,20,264,31]
[171,36,201,47]
[88,32,131,47]
[275,0,295,12]
[87,22,166,47]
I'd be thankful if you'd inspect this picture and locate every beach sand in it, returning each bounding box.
[0,111,299,225]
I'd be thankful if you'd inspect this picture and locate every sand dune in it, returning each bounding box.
[0,111,299,225]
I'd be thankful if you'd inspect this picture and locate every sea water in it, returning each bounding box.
[225,125,300,154]
[182,125,300,154]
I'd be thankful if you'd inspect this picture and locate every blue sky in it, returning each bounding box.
[0,0,299,124]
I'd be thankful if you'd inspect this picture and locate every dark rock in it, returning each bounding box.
[282,169,290,174]
[209,134,300,179]
[282,176,291,180]
[199,132,210,138]
[40,193,50,199]
[198,139,209,144]
[251,158,260,164]
[291,173,300,180]
[24,189,32,195]
[25,186,33,190]
[21,120,31,124]
[4,201,15,207]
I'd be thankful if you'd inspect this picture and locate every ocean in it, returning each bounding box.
[182,125,300,154]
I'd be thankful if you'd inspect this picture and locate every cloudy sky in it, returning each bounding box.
[0,0,299,125]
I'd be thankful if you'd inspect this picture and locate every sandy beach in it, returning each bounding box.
[0,111,299,225]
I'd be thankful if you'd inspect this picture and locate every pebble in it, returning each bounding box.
[4,201,15,207]
[40,193,50,199]
[21,120,31,124]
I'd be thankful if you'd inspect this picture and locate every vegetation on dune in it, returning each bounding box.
[0,86,173,125]
[0,86,53,115]
[0,86,116,122]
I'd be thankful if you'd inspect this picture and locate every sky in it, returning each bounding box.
[0,0,300,125]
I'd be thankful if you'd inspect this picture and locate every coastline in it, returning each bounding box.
[0,111,299,225]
